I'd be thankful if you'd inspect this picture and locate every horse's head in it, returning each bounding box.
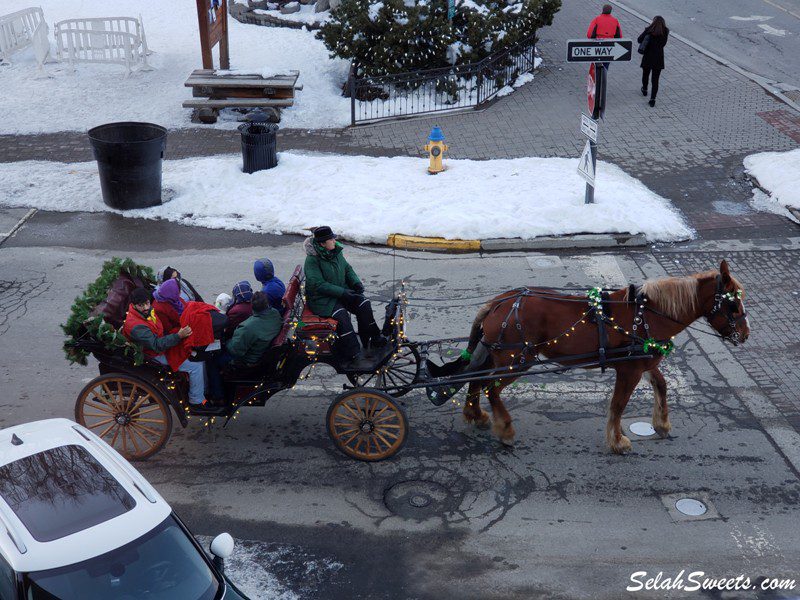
[703,260,749,345]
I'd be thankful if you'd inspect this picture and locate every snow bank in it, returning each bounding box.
[0,153,693,242]
[744,148,800,210]
[0,0,351,133]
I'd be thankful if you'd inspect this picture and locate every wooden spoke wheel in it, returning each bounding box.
[326,388,408,462]
[75,373,173,461]
[346,344,420,397]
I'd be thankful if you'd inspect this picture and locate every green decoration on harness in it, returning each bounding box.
[460,349,472,361]
[643,338,674,357]
[721,290,743,302]
[61,257,155,366]
[586,287,603,304]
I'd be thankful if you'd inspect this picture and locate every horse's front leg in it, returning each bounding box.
[463,380,490,429]
[606,367,644,454]
[488,379,517,446]
[645,366,670,438]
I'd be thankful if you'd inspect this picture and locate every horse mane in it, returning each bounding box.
[632,273,703,321]
[629,270,744,322]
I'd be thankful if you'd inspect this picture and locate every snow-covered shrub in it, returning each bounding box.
[317,0,559,78]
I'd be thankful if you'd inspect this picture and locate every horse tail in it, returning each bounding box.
[467,301,492,353]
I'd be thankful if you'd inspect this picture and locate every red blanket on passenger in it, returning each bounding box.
[165,301,217,371]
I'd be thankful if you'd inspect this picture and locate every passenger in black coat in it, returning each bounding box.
[637,16,669,107]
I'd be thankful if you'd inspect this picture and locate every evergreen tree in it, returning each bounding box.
[318,0,560,78]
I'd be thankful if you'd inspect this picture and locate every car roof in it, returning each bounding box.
[0,419,171,573]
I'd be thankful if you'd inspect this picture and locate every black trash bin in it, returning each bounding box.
[88,122,167,210]
[238,121,278,174]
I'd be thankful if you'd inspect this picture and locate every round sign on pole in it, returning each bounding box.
[587,63,596,115]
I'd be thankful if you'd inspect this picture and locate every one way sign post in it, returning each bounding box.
[566,39,633,63]
[566,39,629,203]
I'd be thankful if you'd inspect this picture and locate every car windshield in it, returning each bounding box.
[22,515,221,600]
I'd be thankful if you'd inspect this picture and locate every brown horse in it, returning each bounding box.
[461,260,749,454]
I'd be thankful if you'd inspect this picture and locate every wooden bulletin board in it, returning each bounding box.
[196,0,230,70]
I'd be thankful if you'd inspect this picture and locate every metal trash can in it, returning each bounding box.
[88,122,167,210]
[238,118,278,174]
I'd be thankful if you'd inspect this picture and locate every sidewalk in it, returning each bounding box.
[0,1,798,240]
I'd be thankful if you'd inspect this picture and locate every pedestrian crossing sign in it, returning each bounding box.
[577,140,595,186]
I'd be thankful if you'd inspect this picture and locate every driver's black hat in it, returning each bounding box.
[313,226,336,243]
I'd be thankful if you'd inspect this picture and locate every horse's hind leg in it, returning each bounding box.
[463,381,490,429]
[645,367,670,438]
[606,367,643,454]
[488,380,516,446]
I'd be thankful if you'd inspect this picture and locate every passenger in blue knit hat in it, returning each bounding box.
[224,281,253,339]
[253,258,286,314]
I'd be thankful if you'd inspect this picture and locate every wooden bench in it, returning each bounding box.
[183,69,302,123]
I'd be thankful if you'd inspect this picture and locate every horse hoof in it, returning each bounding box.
[475,411,491,430]
[653,421,671,439]
[463,411,491,430]
[610,435,632,455]
[493,421,515,446]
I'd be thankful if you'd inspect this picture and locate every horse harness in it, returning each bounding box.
[707,274,747,345]
[481,286,672,372]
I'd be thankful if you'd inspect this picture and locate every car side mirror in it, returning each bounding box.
[210,533,234,573]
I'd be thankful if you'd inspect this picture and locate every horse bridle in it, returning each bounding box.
[706,275,747,345]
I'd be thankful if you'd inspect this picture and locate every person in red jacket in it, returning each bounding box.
[123,288,216,414]
[587,4,622,39]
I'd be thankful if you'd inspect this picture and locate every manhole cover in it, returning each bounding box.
[675,498,707,516]
[384,480,455,519]
[629,421,656,437]
[529,256,562,268]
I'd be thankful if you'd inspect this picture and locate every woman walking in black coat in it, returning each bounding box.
[638,16,669,107]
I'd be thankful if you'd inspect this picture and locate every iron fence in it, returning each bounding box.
[348,33,537,125]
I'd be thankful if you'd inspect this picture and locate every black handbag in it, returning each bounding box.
[638,33,650,54]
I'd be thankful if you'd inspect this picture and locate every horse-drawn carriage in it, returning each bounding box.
[67,257,749,462]
[69,265,423,463]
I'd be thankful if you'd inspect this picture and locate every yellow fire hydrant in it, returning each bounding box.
[423,126,448,174]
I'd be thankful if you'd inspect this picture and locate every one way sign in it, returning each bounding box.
[566,39,633,63]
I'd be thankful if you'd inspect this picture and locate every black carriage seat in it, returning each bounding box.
[222,345,289,383]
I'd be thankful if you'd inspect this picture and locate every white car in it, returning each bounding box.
[0,418,248,599]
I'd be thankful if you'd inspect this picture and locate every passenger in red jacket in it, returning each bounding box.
[587,4,622,39]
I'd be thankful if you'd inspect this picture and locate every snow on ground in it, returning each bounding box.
[195,535,343,599]
[254,7,331,26]
[0,0,351,133]
[496,68,538,98]
[0,153,693,242]
[744,148,800,210]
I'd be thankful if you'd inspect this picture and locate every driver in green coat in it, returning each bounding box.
[304,226,386,363]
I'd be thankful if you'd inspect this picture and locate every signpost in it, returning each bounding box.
[196,0,229,70]
[566,40,628,203]
[447,0,455,20]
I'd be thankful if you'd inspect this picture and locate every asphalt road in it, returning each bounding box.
[2,236,799,599]
[616,0,800,90]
